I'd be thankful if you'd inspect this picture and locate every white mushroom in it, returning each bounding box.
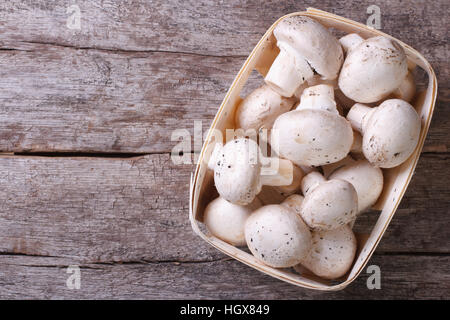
[347,99,421,168]
[329,159,384,213]
[300,172,358,230]
[204,196,262,246]
[265,16,343,97]
[339,33,365,53]
[338,35,408,103]
[210,138,293,205]
[321,156,356,178]
[245,202,312,268]
[235,85,295,131]
[280,194,304,216]
[271,84,353,166]
[296,84,339,114]
[340,34,416,104]
[297,225,357,279]
[340,34,415,103]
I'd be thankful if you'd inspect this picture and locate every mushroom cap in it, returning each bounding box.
[281,194,304,215]
[338,36,408,103]
[329,159,384,213]
[362,99,421,168]
[274,16,343,80]
[301,179,358,230]
[235,85,295,131]
[299,225,357,279]
[271,109,353,166]
[245,204,312,268]
[214,138,262,205]
[204,196,262,246]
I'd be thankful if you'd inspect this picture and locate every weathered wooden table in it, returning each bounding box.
[0,0,448,299]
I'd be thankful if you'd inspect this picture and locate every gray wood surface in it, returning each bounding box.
[0,0,448,299]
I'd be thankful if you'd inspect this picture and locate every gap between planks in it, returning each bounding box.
[4,150,450,160]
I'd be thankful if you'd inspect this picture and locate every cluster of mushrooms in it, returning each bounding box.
[203,16,421,280]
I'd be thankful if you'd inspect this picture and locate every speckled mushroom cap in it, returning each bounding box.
[214,138,262,205]
[245,204,312,268]
[204,196,262,246]
[298,225,357,279]
[271,109,353,166]
[280,194,304,216]
[301,178,358,230]
[235,85,295,131]
[338,36,408,103]
[274,16,343,80]
[329,159,384,213]
[358,99,421,168]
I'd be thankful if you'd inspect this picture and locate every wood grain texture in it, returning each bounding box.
[0,153,448,265]
[0,0,448,153]
[0,47,239,153]
[0,254,448,299]
[0,154,223,262]
[0,1,447,61]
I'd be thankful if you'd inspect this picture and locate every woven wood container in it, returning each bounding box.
[189,8,437,291]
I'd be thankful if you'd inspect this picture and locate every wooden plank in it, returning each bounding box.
[0,47,242,153]
[0,153,448,264]
[355,153,450,253]
[0,153,222,262]
[0,254,448,299]
[0,46,448,153]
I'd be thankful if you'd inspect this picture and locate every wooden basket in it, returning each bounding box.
[189,8,438,291]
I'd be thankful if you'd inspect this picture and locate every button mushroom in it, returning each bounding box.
[280,194,304,216]
[338,35,408,103]
[329,159,384,213]
[245,202,312,268]
[204,196,262,246]
[235,85,295,132]
[300,172,358,230]
[296,225,357,279]
[210,138,294,205]
[346,99,421,168]
[340,33,416,103]
[271,84,353,166]
[390,71,416,102]
[265,16,343,97]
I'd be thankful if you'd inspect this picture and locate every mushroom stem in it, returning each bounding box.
[339,33,364,53]
[265,44,314,97]
[301,171,326,196]
[274,164,304,195]
[293,75,338,99]
[346,103,374,133]
[350,131,363,154]
[260,157,294,187]
[296,84,338,114]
